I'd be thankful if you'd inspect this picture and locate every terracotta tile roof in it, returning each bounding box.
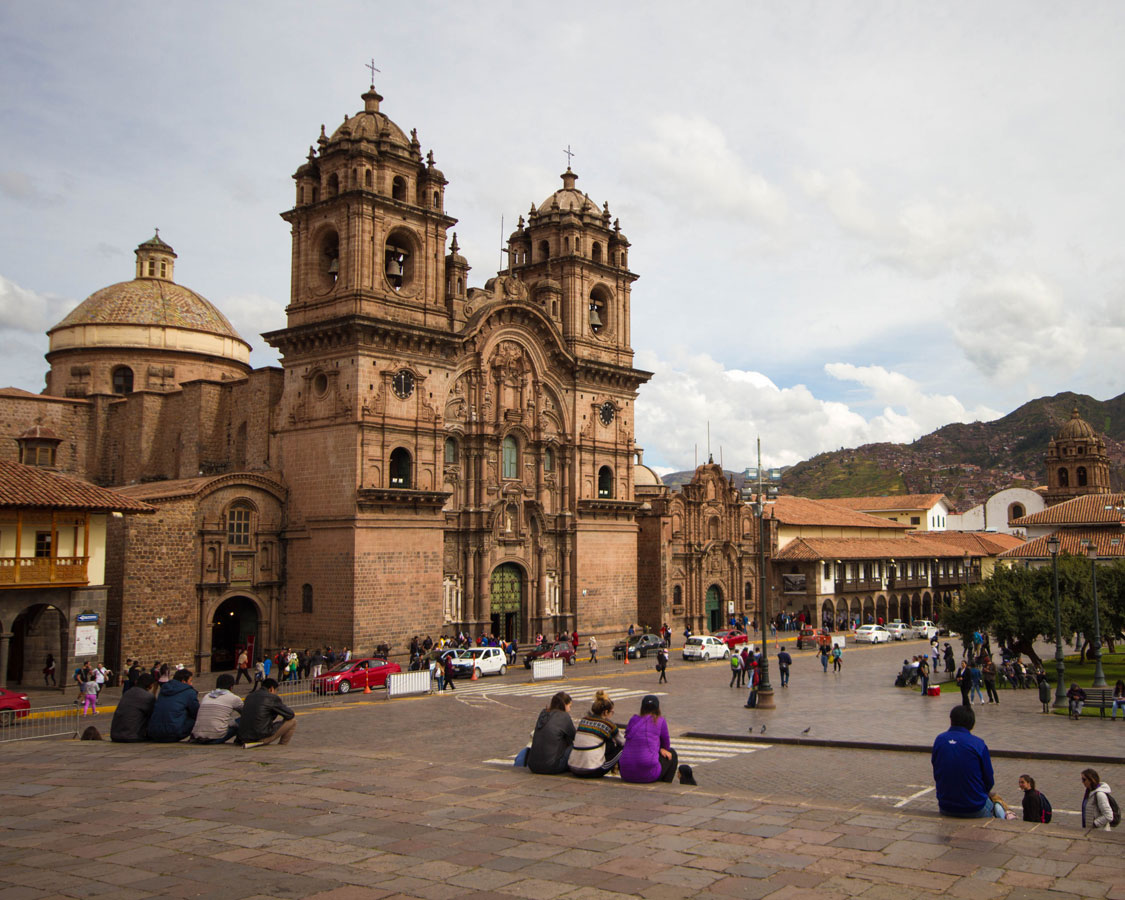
[775,535,972,561]
[112,472,286,502]
[768,496,911,530]
[999,529,1125,559]
[0,460,154,512]
[825,494,948,512]
[914,531,1026,556]
[1010,493,1125,527]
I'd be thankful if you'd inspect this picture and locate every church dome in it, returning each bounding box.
[537,168,602,215]
[327,86,411,150]
[634,461,663,488]
[1056,408,1097,441]
[52,277,242,339]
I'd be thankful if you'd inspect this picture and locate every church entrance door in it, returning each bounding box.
[489,563,523,643]
[705,585,723,633]
[210,596,259,671]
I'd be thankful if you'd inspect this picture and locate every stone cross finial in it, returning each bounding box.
[564,144,575,167]
[366,58,380,86]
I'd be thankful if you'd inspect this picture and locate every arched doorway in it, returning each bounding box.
[489,563,523,643]
[705,584,723,632]
[7,604,65,685]
[210,596,260,671]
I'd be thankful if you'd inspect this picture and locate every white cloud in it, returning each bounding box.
[0,275,72,334]
[631,114,789,229]
[952,273,1083,380]
[215,292,286,368]
[635,350,991,472]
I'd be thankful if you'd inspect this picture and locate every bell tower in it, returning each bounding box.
[1044,408,1111,505]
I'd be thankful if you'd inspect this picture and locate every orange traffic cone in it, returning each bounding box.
[363,682,371,694]
[471,666,479,681]
[623,650,629,665]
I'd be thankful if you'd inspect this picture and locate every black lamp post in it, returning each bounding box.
[754,495,774,708]
[1087,545,1107,688]
[1047,535,1066,708]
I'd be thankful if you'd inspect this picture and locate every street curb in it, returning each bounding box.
[682,731,1125,766]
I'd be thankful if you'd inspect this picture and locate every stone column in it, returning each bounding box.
[0,632,12,689]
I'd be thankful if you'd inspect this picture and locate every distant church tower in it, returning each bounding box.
[1044,408,1111,505]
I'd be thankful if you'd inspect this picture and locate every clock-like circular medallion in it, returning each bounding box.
[392,369,415,399]
[599,401,615,426]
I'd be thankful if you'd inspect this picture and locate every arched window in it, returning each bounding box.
[112,366,134,395]
[591,242,602,263]
[544,446,555,473]
[444,436,458,465]
[1077,466,1088,486]
[1009,503,1025,521]
[502,436,518,479]
[365,169,373,188]
[392,176,406,201]
[673,585,682,606]
[301,584,313,614]
[327,173,339,197]
[538,240,550,261]
[1058,467,1069,487]
[597,465,613,499]
[708,517,720,541]
[432,190,440,208]
[389,448,412,488]
[745,582,753,602]
[147,260,155,276]
[227,502,252,546]
[589,285,611,335]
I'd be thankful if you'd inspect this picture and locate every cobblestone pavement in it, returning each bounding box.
[2,638,1122,899]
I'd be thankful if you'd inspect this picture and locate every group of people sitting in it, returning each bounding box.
[109,671,296,748]
[514,690,696,786]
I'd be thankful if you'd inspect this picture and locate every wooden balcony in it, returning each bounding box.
[0,556,89,587]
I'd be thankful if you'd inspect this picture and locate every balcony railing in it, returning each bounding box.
[0,556,89,586]
[933,571,979,588]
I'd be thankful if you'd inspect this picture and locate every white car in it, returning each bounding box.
[451,646,508,678]
[911,620,939,641]
[682,635,730,661]
[885,622,912,641]
[855,624,891,644]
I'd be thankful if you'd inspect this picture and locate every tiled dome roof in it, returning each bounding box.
[1057,408,1097,441]
[50,278,243,340]
[328,86,410,149]
[537,168,602,215]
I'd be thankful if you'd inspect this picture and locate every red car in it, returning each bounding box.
[524,641,576,668]
[0,688,31,725]
[711,629,749,649]
[313,657,401,694]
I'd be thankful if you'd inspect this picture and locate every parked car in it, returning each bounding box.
[452,646,509,677]
[885,622,912,641]
[613,633,665,659]
[854,624,891,644]
[313,657,401,694]
[524,641,576,668]
[711,628,748,649]
[682,635,730,661]
[911,620,939,640]
[796,627,832,650]
[0,688,30,725]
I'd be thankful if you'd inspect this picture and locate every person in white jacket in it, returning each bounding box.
[1080,768,1114,830]
[190,674,244,743]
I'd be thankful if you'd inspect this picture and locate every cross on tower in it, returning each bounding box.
[564,144,575,168]
[366,58,380,85]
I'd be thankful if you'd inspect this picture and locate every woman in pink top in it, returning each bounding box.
[619,695,694,784]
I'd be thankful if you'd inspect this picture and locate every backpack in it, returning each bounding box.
[1037,791,1052,823]
[729,654,741,670]
[1107,791,1121,827]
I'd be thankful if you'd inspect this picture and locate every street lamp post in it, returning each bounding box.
[1087,545,1107,688]
[752,438,774,709]
[1047,535,1066,708]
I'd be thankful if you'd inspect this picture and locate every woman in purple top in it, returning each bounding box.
[619,695,686,784]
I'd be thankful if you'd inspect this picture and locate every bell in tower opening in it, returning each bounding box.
[385,245,407,290]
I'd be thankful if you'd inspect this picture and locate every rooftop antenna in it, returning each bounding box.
[757,436,763,504]
[720,445,723,471]
[694,443,698,469]
[707,421,712,464]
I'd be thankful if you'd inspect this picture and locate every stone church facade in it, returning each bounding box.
[0,83,657,674]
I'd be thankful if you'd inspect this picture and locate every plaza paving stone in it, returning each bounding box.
[2,639,1122,898]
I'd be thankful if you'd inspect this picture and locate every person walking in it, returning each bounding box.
[744,659,760,708]
[831,643,843,673]
[43,653,56,687]
[776,645,792,687]
[982,659,999,704]
[956,661,972,706]
[656,647,669,684]
[235,647,252,684]
[1080,769,1115,831]
[728,650,741,688]
[80,674,98,716]
[588,635,598,665]
[819,643,830,674]
[442,653,456,691]
[944,643,956,678]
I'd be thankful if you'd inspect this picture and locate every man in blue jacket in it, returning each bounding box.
[931,704,997,817]
[147,669,200,742]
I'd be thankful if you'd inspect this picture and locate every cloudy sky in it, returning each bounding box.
[2,2,1123,474]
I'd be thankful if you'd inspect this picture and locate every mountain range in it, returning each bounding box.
[660,391,1125,511]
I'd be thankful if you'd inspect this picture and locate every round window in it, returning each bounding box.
[312,372,329,396]
[392,370,415,399]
